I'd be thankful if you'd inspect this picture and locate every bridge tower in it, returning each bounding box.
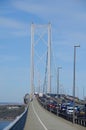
[30,23,51,95]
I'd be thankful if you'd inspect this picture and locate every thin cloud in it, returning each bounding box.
[12,1,58,14]
[0,17,30,37]
[0,17,25,30]
[12,0,85,21]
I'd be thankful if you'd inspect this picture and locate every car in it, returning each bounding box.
[59,104,67,114]
[46,100,57,113]
[66,106,73,115]
[77,106,86,117]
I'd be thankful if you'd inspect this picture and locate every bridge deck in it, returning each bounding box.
[24,98,85,130]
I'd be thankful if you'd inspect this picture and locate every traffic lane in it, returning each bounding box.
[33,98,86,130]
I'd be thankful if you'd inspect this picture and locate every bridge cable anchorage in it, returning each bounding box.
[32,102,48,130]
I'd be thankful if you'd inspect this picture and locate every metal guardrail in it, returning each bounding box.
[3,107,28,130]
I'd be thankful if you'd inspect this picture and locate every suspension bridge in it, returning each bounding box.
[4,23,86,130]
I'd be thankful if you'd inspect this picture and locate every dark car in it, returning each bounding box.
[47,100,57,113]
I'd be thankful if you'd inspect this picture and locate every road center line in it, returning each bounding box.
[32,102,48,130]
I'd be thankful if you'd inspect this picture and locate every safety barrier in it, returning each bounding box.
[3,107,28,130]
[75,117,86,127]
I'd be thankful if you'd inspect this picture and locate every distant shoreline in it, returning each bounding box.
[0,104,25,122]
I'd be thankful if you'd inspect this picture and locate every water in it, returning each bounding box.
[0,121,11,130]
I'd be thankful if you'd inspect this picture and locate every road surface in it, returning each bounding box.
[24,98,86,130]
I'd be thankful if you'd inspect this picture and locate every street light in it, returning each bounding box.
[73,45,80,123]
[57,66,62,115]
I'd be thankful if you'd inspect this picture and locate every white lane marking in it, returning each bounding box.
[32,102,48,130]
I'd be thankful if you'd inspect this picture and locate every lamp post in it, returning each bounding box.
[73,45,80,123]
[57,66,62,115]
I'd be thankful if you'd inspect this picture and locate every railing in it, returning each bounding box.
[3,107,28,130]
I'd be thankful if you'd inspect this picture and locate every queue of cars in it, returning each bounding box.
[37,93,86,119]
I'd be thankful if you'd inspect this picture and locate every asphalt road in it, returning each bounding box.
[24,98,86,130]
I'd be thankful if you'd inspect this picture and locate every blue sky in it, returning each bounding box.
[0,0,86,102]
